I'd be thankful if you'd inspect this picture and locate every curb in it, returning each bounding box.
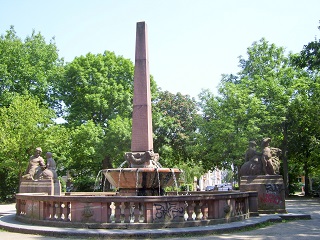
[0,214,295,239]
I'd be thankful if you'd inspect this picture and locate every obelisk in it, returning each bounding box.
[131,21,153,152]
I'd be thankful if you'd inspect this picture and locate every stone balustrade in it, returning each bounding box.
[15,191,257,229]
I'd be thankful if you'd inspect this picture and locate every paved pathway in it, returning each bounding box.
[0,196,319,239]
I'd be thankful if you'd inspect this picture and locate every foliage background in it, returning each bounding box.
[1,23,320,201]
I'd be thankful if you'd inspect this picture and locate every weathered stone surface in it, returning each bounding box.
[131,21,153,152]
[240,138,282,176]
[19,179,54,195]
[240,175,286,213]
[103,168,181,196]
[125,150,159,168]
[22,147,45,180]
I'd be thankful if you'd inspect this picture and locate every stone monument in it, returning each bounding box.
[239,138,286,213]
[125,21,160,168]
[103,22,182,196]
[20,147,61,195]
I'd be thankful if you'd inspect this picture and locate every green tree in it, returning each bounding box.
[289,22,320,195]
[288,62,320,195]
[237,39,297,194]
[293,39,320,71]
[61,51,134,125]
[0,26,64,111]
[0,94,56,200]
[65,121,105,191]
[103,115,131,168]
[198,87,253,172]
[153,91,199,167]
[292,21,320,71]
[198,39,298,193]
[59,51,135,189]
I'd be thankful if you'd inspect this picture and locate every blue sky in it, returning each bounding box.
[1,0,319,98]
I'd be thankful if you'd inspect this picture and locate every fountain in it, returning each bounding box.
[14,22,258,229]
[102,21,182,196]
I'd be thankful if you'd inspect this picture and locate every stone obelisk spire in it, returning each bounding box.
[131,21,153,152]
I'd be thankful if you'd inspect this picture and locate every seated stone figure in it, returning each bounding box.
[239,138,282,177]
[239,141,263,176]
[40,152,58,181]
[268,147,282,175]
[22,147,46,180]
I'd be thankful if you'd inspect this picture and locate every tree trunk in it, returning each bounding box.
[304,161,310,196]
[282,121,289,197]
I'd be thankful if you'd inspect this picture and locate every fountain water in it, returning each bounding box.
[103,166,182,196]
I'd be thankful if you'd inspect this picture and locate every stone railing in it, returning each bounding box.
[15,191,258,229]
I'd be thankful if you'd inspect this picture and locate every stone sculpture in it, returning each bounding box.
[22,148,58,181]
[22,147,46,180]
[239,138,282,176]
[20,148,61,195]
[125,150,160,168]
[40,152,58,181]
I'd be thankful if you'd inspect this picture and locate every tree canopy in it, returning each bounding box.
[1,23,320,200]
[0,26,64,111]
[60,51,134,126]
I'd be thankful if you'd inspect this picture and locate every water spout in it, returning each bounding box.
[171,169,179,195]
[117,168,122,190]
[94,170,103,191]
[118,160,128,168]
[156,168,160,195]
[151,160,162,168]
[136,168,140,195]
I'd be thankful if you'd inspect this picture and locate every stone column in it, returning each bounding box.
[131,21,153,152]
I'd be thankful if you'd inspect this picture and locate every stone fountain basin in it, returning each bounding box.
[102,168,182,189]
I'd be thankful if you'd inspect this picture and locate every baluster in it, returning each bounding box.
[236,199,241,215]
[54,202,61,220]
[110,202,116,223]
[42,201,49,219]
[201,201,208,220]
[186,201,194,221]
[123,202,131,223]
[49,201,54,220]
[194,200,202,220]
[114,202,121,223]
[61,202,68,221]
[140,203,145,223]
[67,202,71,221]
[107,202,113,223]
[244,196,249,216]
[239,199,244,215]
[133,203,140,223]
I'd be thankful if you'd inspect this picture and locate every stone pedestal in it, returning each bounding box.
[240,175,286,213]
[19,179,61,195]
[54,181,62,195]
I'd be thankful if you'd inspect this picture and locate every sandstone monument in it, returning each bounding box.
[15,22,257,228]
[20,147,61,195]
[103,21,182,196]
[240,138,286,213]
